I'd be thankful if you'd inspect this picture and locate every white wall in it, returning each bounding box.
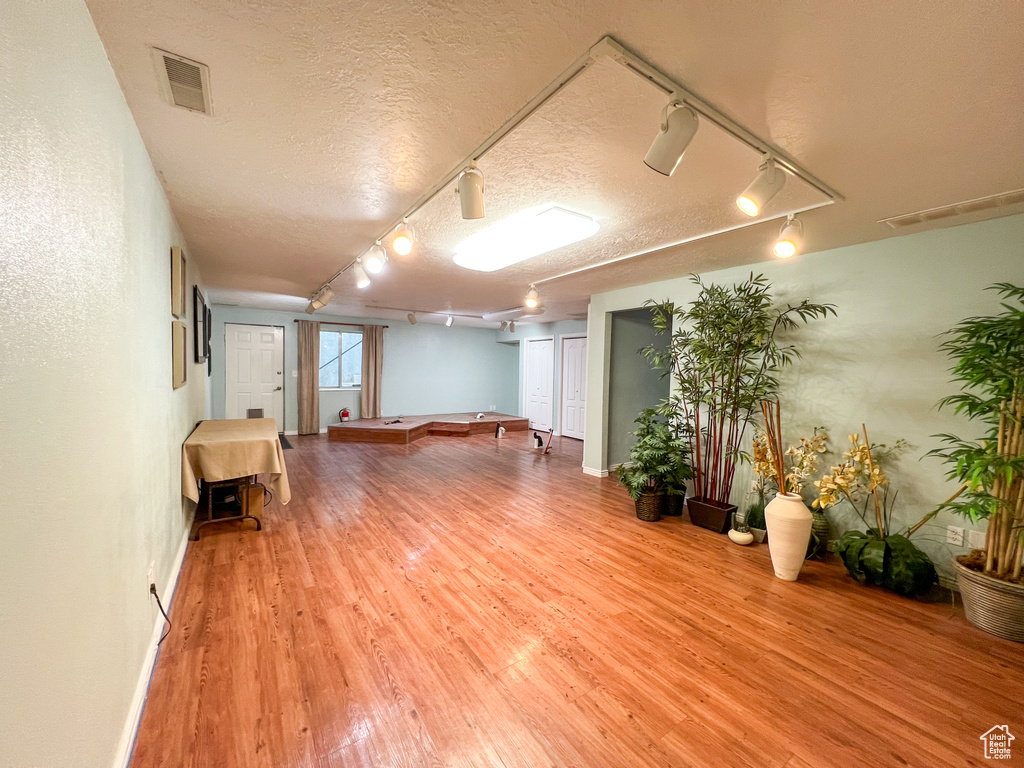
[584,214,1024,577]
[0,2,208,766]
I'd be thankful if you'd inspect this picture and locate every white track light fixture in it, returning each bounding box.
[500,321,508,331]
[364,241,387,274]
[524,285,540,308]
[737,157,786,217]
[407,312,417,325]
[307,284,334,313]
[352,260,371,289]
[457,162,485,219]
[773,215,803,258]
[508,321,516,333]
[644,99,699,176]
[390,220,414,256]
[445,314,454,328]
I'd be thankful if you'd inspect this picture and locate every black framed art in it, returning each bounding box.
[193,285,208,363]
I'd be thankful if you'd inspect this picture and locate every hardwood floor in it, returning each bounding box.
[132,433,1024,768]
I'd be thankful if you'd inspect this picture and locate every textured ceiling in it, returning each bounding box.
[86,0,1024,325]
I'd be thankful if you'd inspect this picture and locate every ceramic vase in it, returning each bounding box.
[764,492,813,581]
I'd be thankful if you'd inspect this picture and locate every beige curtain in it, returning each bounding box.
[297,320,320,435]
[360,324,384,419]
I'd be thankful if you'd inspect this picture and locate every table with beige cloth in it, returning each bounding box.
[182,418,291,505]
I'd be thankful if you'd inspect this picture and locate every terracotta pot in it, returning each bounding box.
[686,497,736,534]
[764,492,813,581]
[954,557,1024,643]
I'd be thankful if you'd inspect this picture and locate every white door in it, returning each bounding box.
[225,324,285,432]
[560,336,587,440]
[525,338,554,432]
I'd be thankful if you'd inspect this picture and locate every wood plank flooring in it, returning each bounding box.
[132,433,1024,768]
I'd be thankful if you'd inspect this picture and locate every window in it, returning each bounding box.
[319,330,362,388]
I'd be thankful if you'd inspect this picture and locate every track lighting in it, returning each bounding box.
[457,162,485,219]
[644,99,699,177]
[500,321,508,331]
[737,157,786,217]
[407,312,417,325]
[390,220,414,256]
[364,241,387,274]
[445,315,454,328]
[508,321,516,333]
[352,260,371,289]
[524,285,539,308]
[773,215,803,258]
[306,284,334,313]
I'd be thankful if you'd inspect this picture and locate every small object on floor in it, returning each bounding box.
[278,434,293,450]
[494,421,504,438]
[533,432,544,449]
[728,528,755,545]
[340,407,350,422]
[383,418,403,425]
[476,413,485,419]
[543,430,554,455]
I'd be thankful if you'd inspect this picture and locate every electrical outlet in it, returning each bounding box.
[968,529,987,550]
[490,404,496,410]
[946,526,965,547]
[147,561,156,590]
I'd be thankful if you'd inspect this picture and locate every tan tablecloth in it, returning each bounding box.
[182,419,291,504]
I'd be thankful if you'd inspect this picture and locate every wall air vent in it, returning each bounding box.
[152,48,212,115]
[879,188,1024,229]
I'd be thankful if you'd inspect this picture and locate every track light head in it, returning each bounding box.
[737,157,786,217]
[391,220,414,256]
[445,314,454,328]
[307,284,334,312]
[457,163,485,220]
[407,312,417,325]
[500,321,508,332]
[644,101,699,177]
[508,321,516,333]
[364,241,387,274]
[524,285,540,308]
[773,215,803,258]
[352,260,371,289]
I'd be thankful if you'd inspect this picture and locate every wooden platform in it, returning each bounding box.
[327,411,529,444]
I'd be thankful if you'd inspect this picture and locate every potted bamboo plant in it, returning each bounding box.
[929,283,1024,640]
[616,409,690,522]
[644,274,834,533]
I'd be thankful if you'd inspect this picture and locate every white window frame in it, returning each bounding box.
[319,328,363,391]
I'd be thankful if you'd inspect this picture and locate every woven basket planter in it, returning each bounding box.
[634,492,664,522]
[954,557,1024,643]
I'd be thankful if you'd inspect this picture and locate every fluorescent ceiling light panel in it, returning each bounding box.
[453,205,600,272]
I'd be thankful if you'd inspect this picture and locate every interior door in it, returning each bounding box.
[225,324,285,431]
[525,338,554,432]
[560,336,587,440]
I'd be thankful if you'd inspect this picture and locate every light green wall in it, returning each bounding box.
[584,214,1024,578]
[608,309,671,466]
[0,2,209,765]
[211,307,520,429]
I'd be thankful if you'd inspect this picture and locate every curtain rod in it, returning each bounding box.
[294,320,388,329]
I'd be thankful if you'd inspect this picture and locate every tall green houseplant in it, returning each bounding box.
[644,274,834,528]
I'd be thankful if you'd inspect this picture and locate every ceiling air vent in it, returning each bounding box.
[879,188,1024,229]
[152,48,212,115]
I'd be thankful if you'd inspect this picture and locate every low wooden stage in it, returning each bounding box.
[327,411,529,445]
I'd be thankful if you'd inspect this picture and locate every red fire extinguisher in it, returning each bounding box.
[340,408,350,422]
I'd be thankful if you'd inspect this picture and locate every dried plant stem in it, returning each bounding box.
[861,424,885,536]
[906,483,967,538]
[761,400,786,494]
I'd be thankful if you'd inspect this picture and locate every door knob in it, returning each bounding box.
[274,386,282,391]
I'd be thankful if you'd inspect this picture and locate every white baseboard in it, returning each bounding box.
[284,430,298,436]
[112,527,191,768]
[582,466,609,478]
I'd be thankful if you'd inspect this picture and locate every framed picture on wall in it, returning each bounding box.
[206,306,213,376]
[172,321,187,388]
[170,246,186,317]
[193,285,207,363]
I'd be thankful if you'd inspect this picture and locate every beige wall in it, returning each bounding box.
[584,213,1024,579]
[0,2,208,766]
